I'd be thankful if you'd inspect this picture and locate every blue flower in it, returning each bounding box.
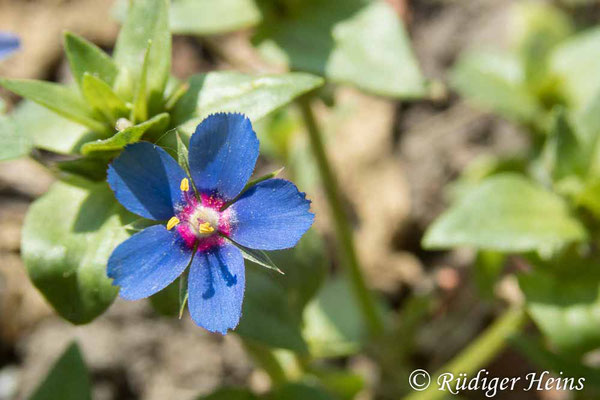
[0,32,20,60]
[106,113,314,334]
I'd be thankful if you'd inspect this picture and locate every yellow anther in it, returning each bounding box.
[180,178,190,192]
[198,222,215,234]
[167,216,180,231]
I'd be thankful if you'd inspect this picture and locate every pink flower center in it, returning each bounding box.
[175,192,233,251]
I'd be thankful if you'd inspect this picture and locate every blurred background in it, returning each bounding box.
[1,0,599,399]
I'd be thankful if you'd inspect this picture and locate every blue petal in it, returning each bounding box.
[107,142,187,221]
[188,113,259,200]
[108,225,192,300]
[0,32,20,60]
[188,243,245,334]
[229,179,314,250]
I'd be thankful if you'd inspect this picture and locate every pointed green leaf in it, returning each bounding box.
[81,73,129,123]
[81,112,169,154]
[0,79,106,132]
[22,180,132,324]
[423,174,587,252]
[0,113,31,161]
[114,0,170,108]
[28,342,91,400]
[12,101,96,155]
[173,72,323,134]
[64,31,118,88]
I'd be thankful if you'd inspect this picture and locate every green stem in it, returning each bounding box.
[403,307,527,400]
[298,97,385,337]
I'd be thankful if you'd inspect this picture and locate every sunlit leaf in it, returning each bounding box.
[423,174,587,252]
[28,342,91,400]
[172,71,323,134]
[64,32,118,88]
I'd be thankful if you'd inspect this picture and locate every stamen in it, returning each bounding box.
[198,222,215,234]
[180,178,190,192]
[167,216,180,230]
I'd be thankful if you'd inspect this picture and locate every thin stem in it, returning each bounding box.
[403,307,527,400]
[298,97,385,337]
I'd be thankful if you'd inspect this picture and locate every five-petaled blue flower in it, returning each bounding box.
[106,113,314,334]
[0,32,20,60]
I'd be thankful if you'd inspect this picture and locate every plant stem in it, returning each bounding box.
[298,97,385,337]
[403,307,527,400]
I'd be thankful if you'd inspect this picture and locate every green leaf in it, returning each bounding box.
[303,278,365,358]
[236,267,308,353]
[179,269,189,318]
[175,129,190,173]
[519,251,600,354]
[423,174,587,252]
[325,2,425,98]
[550,26,600,110]
[64,32,118,88]
[81,73,129,123]
[113,0,261,36]
[22,180,132,324]
[12,101,97,155]
[196,387,258,400]
[543,108,586,181]
[28,342,91,400]
[81,112,169,154]
[170,0,261,35]
[236,230,327,352]
[0,79,106,133]
[114,0,171,108]
[0,113,31,161]
[172,71,323,133]
[450,50,543,123]
[510,2,572,85]
[255,1,424,98]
